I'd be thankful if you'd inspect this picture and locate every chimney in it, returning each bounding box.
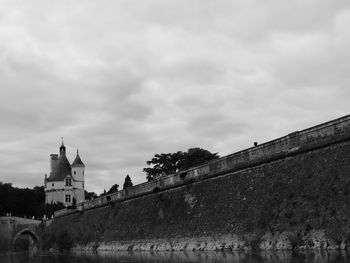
[50,154,59,173]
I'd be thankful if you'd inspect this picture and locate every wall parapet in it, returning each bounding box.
[55,115,350,217]
[53,208,77,218]
[0,216,41,225]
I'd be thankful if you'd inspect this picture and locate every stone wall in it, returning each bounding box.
[70,115,350,214]
[44,136,350,251]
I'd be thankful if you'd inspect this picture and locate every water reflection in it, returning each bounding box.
[1,250,350,263]
[72,250,350,263]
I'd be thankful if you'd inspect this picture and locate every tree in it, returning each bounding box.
[178,147,219,170]
[143,151,184,181]
[0,182,47,218]
[107,184,119,194]
[143,148,219,181]
[123,175,133,189]
[85,190,97,200]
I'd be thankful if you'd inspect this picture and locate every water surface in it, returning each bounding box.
[1,250,350,263]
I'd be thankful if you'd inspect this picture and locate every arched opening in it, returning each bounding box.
[13,228,39,256]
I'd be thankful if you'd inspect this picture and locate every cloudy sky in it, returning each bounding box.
[1,0,349,194]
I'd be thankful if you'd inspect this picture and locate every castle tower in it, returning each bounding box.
[71,149,85,203]
[45,141,86,205]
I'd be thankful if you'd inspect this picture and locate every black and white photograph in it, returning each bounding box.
[0,0,350,262]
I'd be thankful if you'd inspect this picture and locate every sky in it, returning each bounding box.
[0,0,349,194]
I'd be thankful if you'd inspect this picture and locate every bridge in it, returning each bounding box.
[0,216,43,255]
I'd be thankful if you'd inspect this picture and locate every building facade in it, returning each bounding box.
[44,142,85,206]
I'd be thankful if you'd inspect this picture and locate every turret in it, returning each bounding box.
[71,149,85,185]
[71,149,85,203]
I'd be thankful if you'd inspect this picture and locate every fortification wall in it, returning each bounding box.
[43,115,350,251]
[52,115,350,216]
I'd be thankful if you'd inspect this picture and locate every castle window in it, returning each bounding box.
[74,171,76,175]
[65,178,72,186]
[65,194,71,203]
[52,183,54,187]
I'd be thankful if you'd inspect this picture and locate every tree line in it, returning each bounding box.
[0,182,45,218]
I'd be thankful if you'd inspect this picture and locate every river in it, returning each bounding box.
[1,250,350,263]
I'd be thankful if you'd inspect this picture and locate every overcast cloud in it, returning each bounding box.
[0,0,349,194]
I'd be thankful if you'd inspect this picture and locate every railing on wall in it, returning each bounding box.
[55,115,350,217]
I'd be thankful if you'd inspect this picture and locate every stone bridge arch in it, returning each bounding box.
[12,228,40,256]
[0,216,42,253]
[13,228,39,246]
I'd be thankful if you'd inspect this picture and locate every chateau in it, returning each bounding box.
[44,141,85,205]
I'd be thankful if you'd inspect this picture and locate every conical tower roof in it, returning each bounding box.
[47,141,72,182]
[72,149,85,167]
[48,154,72,181]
